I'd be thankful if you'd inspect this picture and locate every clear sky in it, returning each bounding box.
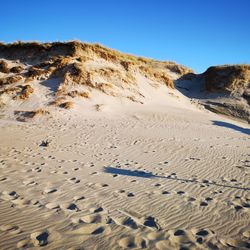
[2,0,250,72]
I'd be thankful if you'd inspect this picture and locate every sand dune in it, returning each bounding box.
[176,64,250,124]
[0,42,250,249]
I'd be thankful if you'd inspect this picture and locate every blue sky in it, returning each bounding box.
[2,0,250,72]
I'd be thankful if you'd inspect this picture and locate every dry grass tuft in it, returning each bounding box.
[56,85,67,96]
[0,60,9,73]
[0,75,23,86]
[96,82,112,91]
[164,63,192,75]
[19,84,34,99]
[62,63,93,87]
[67,90,89,98]
[0,99,5,108]
[26,66,46,79]
[31,109,50,117]
[0,86,22,96]
[91,67,135,87]
[95,104,104,111]
[14,109,50,121]
[1,84,35,101]
[76,56,91,63]
[127,95,144,104]
[13,84,34,100]
[139,66,174,88]
[48,97,66,106]
[59,101,74,109]
[120,60,136,71]
[95,82,118,96]
[10,65,24,73]
[164,75,174,88]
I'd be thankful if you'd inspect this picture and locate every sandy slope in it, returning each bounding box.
[0,95,250,249]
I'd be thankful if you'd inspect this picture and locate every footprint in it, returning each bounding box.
[17,239,30,249]
[190,228,215,239]
[45,202,60,209]
[95,183,109,188]
[200,201,208,207]
[74,196,85,201]
[43,188,57,194]
[177,191,185,195]
[1,190,19,200]
[0,176,7,182]
[169,229,191,244]
[89,206,104,213]
[12,198,31,207]
[32,167,42,173]
[196,229,209,237]
[185,197,196,203]
[81,214,108,224]
[154,183,161,187]
[91,226,105,235]
[30,231,49,247]
[0,224,21,235]
[68,177,80,184]
[162,191,171,195]
[23,180,37,186]
[205,197,213,202]
[70,223,108,235]
[155,240,171,250]
[202,179,209,184]
[134,237,148,248]
[127,192,135,197]
[221,238,250,249]
[113,216,138,229]
[143,216,160,230]
[119,237,135,248]
[147,232,165,241]
[60,203,79,211]
[242,231,250,238]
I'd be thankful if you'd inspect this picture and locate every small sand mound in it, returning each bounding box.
[14,109,50,121]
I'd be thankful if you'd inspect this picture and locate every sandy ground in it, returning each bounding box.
[0,100,250,250]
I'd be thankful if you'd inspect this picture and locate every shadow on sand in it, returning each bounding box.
[104,167,250,191]
[104,167,155,178]
[212,120,250,136]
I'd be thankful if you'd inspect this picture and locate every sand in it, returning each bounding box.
[0,42,249,249]
[0,96,250,250]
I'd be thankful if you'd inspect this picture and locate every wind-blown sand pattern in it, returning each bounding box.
[0,42,250,249]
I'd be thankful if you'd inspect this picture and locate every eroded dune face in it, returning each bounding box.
[0,41,193,121]
[203,65,250,93]
[201,65,250,123]
[175,65,250,123]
